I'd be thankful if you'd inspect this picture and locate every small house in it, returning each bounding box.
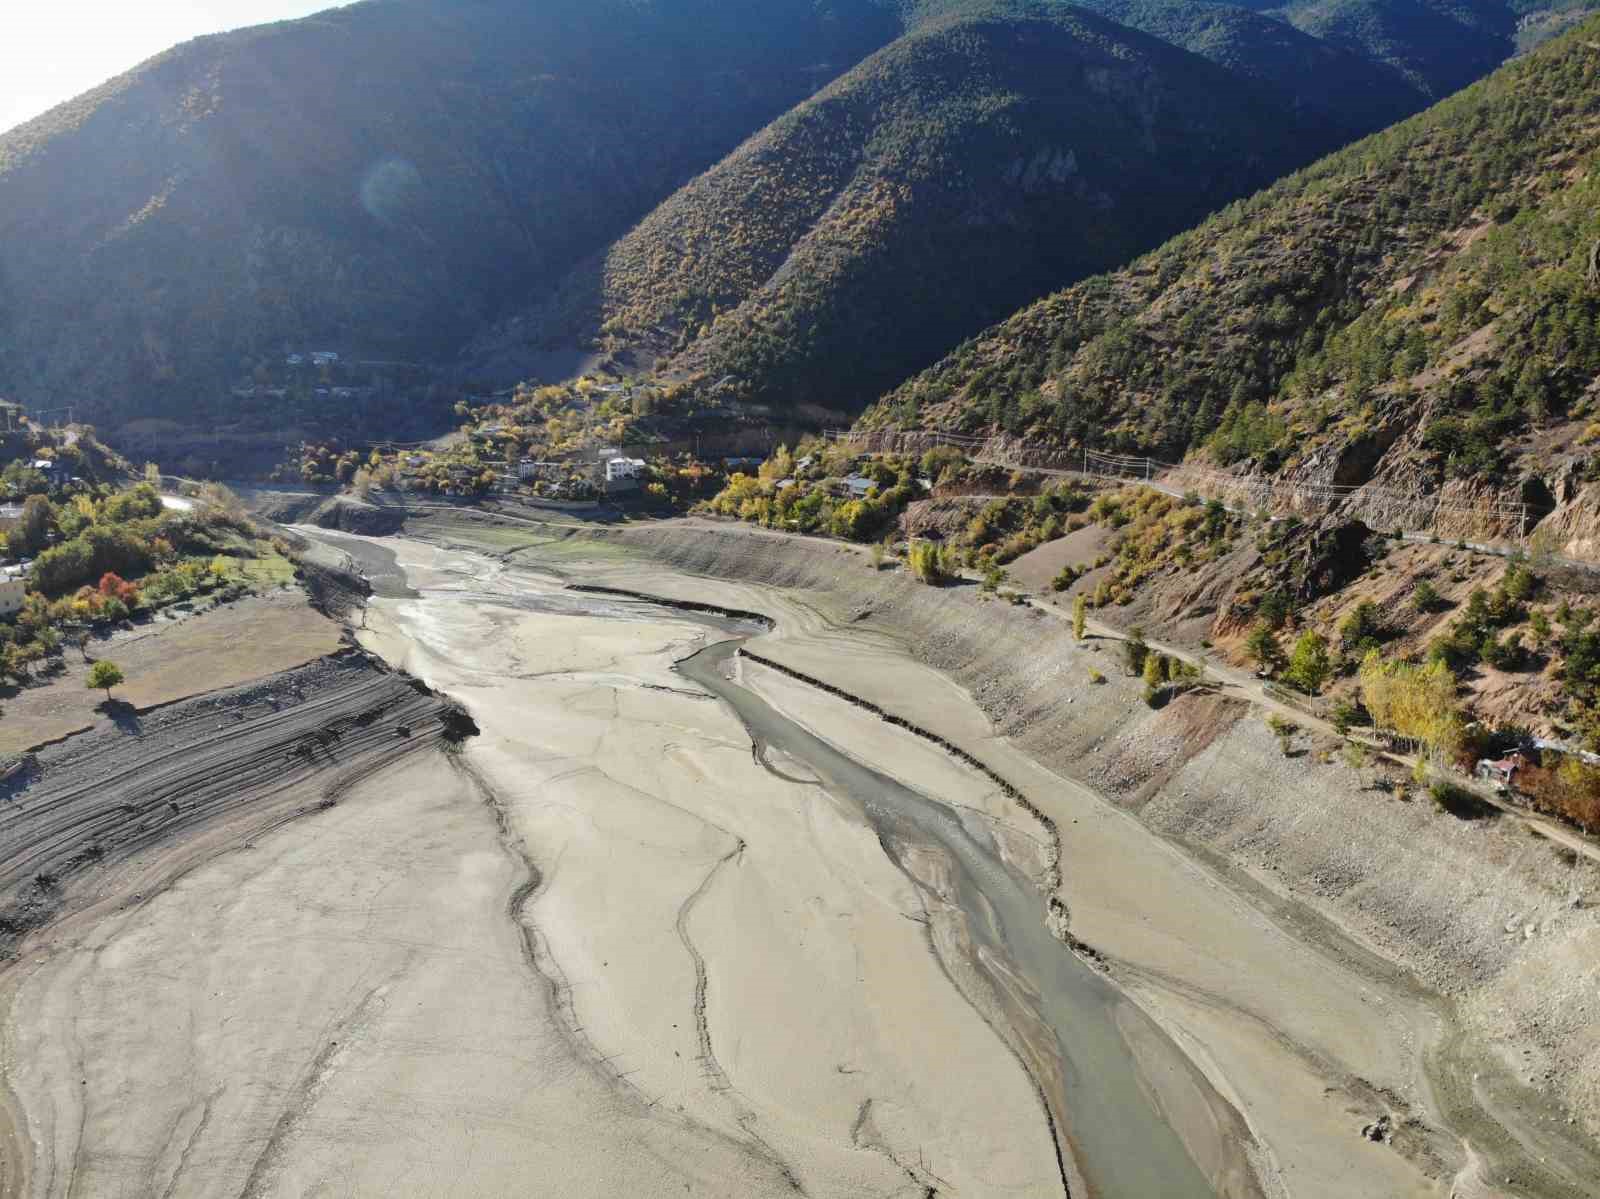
[1474,752,1524,787]
[518,459,561,481]
[0,564,28,618]
[286,354,305,366]
[843,475,876,499]
[605,457,646,483]
[311,351,340,366]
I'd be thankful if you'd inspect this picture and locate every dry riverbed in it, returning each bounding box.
[1,517,1594,1197]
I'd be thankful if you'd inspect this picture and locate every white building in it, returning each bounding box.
[0,566,27,618]
[605,457,646,483]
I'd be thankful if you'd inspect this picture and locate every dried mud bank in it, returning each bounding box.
[529,519,1600,1199]
[738,645,1063,894]
[0,649,467,956]
[344,536,1074,1197]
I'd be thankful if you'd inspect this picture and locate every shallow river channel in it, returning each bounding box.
[642,605,1220,1196]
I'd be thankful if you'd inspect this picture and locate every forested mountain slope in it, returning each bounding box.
[476,0,1425,414]
[862,17,1600,543]
[1074,0,1423,131]
[0,0,905,419]
[3,0,1590,438]
[1271,0,1516,95]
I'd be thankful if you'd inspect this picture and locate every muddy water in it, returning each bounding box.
[675,636,1220,1198]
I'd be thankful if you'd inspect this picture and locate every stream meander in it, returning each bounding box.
[653,607,1221,1196]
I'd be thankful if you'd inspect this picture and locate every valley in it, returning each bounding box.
[0,506,1595,1196]
[5,1,1600,1196]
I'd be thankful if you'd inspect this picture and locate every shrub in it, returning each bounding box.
[1245,622,1284,674]
[1412,579,1443,613]
[1481,631,1525,671]
[1502,558,1538,603]
[1338,601,1387,654]
[1330,698,1362,735]
[908,541,953,585]
[1124,627,1149,677]
[1529,609,1551,644]
[1283,631,1332,695]
[1143,651,1165,704]
[86,659,124,698]
[1256,589,1292,629]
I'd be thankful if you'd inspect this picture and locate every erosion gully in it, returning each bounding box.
[506,580,1223,1198]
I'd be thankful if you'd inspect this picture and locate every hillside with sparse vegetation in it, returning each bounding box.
[861,17,1600,540]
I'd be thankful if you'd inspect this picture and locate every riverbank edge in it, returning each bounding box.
[491,515,1600,1198]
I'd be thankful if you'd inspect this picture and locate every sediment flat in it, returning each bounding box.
[4,517,1596,1198]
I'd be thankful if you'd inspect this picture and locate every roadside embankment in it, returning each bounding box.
[535,518,1600,1197]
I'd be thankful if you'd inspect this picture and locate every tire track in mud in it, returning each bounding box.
[678,840,745,1094]
[156,1087,223,1199]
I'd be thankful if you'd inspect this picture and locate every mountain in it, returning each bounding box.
[1270,0,1515,95]
[0,0,906,422]
[470,0,1430,416]
[1071,0,1423,130]
[859,16,1600,536]
[1,0,1591,444]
